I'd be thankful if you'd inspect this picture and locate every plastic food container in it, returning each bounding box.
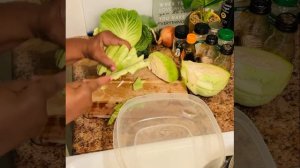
[235,108,276,168]
[113,93,225,168]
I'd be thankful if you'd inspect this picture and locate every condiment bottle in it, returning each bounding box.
[172,25,189,59]
[184,33,197,61]
[235,0,272,48]
[218,28,234,48]
[196,34,219,64]
[264,12,298,62]
[271,0,299,20]
[220,0,234,30]
[214,44,233,71]
[194,23,210,44]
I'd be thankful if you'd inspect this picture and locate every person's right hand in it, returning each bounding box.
[0,72,65,155]
[66,76,111,124]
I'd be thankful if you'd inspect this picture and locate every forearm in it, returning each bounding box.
[0,2,43,53]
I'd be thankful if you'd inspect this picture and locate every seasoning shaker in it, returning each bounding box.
[214,44,233,71]
[235,0,272,48]
[218,28,234,49]
[264,12,298,62]
[184,33,197,61]
[172,25,189,59]
[196,34,219,64]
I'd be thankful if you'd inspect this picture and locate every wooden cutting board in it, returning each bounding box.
[72,59,187,118]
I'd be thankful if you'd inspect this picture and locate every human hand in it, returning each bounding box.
[66,30,131,70]
[66,76,111,124]
[0,72,65,155]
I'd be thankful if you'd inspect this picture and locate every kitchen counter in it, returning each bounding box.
[236,31,300,168]
[72,55,234,155]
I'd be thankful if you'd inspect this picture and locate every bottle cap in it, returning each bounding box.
[275,13,298,33]
[249,0,272,15]
[220,44,234,55]
[187,33,197,44]
[218,28,234,41]
[274,0,297,7]
[175,25,189,39]
[194,23,210,35]
[205,35,218,45]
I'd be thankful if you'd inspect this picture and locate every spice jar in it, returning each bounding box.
[195,34,219,64]
[194,23,210,43]
[184,33,197,61]
[271,0,299,20]
[214,44,233,71]
[235,0,272,48]
[172,25,189,59]
[264,12,298,62]
[218,28,234,48]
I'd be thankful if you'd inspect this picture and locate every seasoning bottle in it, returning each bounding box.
[195,34,219,64]
[264,12,298,62]
[235,0,272,48]
[220,0,234,30]
[214,44,233,71]
[271,0,299,20]
[194,23,210,43]
[172,25,189,59]
[184,33,197,61]
[218,28,234,48]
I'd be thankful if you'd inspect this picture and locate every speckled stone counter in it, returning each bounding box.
[236,31,300,168]
[72,58,234,154]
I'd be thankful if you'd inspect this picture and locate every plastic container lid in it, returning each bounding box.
[187,33,197,44]
[205,34,218,45]
[274,0,298,7]
[175,25,189,39]
[218,28,234,41]
[250,0,272,15]
[114,93,225,168]
[235,108,277,168]
[275,12,298,33]
[194,23,210,35]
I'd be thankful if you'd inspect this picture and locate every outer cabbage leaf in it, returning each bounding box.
[135,25,153,52]
[99,8,142,46]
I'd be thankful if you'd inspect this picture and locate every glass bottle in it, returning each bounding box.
[184,33,197,61]
[235,0,272,48]
[264,12,298,62]
[214,44,233,71]
[271,0,299,20]
[172,25,189,59]
[220,0,234,30]
[195,34,219,64]
[218,28,234,48]
[194,23,210,43]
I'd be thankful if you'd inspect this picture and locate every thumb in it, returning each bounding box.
[81,76,111,92]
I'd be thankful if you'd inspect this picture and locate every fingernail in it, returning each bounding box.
[110,66,116,71]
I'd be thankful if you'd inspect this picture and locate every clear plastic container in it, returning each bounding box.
[235,108,277,168]
[113,93,225,168]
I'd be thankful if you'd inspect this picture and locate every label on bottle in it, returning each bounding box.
[220,0,234,29]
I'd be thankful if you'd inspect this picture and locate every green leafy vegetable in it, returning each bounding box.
[99,8,143,46]
[135,25,153,52]
[182,0,222,10]
[181,61,230,97]
[235,47,293,107]
[148,52,178,82]
[140,15,157,28]
[97,46,148,80]
[108,103,124,125]
[55,49,65,69]
[133,77,144,91]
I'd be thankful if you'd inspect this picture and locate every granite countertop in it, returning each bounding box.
[236,30,300,168]
[72,52,234,155]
